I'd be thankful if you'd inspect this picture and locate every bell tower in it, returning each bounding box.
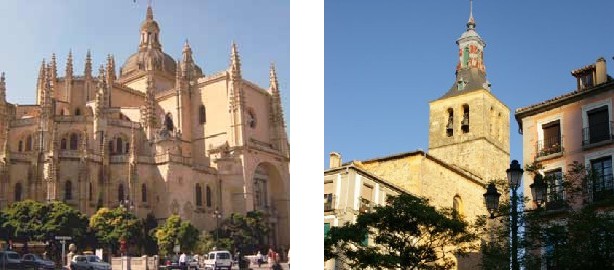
[428,1,510,183]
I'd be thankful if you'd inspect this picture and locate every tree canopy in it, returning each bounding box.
[325,194,477,270]
[89,207,143,255]
[154,215,200,256]
[1,200,89,244]
[218,211,269,254]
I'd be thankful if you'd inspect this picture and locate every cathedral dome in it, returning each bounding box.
[120,49,176,77]
[119,4,177,78]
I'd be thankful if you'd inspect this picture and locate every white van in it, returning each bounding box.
[204,250,233,270]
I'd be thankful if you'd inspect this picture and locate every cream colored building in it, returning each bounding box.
[515,57,614,269]
[324,9,509,270]
[516,57,613,210]
[0,4,289,248]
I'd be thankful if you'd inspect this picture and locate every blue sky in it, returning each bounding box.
[0,0,289,129]
[325,0,614,170]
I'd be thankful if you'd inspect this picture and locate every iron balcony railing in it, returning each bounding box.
[582,121,614,146]
[359,198,372,213]
[545,179,566,210]
[324,194,334,212]
[593,173,614,202]
[536,136,563,158]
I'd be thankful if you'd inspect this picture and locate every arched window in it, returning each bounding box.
[60,138,67,150]
[446,108,454,137]
[75,108,81,116]
[18,140,23,152]
[199,105,206,124]
[26,135,32,151]
[108,141,114,154]
[89,182,93,201]
[463,46,469,67]
[206,186,212,207]
[195,184,203,207]
[453,195,464,216]
[126,143,130,154]
[65,180,73,201]
[70,133,78,150]
[461,104,470,133]
[141,183,147,203]
[116,138,123,154]
[253,165,269,210]
[118,183,124,202]
[14,183,22,202]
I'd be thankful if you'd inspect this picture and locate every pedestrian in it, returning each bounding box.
[179,251,187,267]
[257,250,263,267]
[267,248,274,268]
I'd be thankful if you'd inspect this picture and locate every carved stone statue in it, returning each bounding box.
[164,112,173,131]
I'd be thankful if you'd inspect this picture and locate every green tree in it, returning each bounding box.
[521,162,614,269]
[154,215,200,256]
[1,200,89,245]
[89,207,143,255]
[142,213,159,256]
[218,211,269,254]
[325,194,477,270]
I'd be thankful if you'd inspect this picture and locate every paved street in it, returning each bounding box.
[231,262,290,269]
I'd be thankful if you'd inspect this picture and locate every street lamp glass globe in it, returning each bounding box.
[483,183,501,216]
[530,174,547,208]
[507,160,524,189]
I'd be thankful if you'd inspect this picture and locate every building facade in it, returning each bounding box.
[0,4,290,248]
[515,57,614,268]
[516,57,612,210]
[324,6,509,270]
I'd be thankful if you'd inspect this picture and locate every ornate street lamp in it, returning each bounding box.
[530,174,547,208]
[213,208,222,250]
[483,182,501,219]
[506,160,523,189]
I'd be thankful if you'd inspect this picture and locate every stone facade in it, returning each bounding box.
[0,4,289,248]
[324,5,509,269]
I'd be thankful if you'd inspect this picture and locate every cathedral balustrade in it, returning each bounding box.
[110,155,129,163]
[9,152,31,161]
[153,153,192,165]
[59,150,81,159]
[108,119,140,129]
[11,117,37,127]
[55,115,88,122]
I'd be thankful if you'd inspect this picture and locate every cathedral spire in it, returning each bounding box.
[0,72,6,102]
[230,41,241,79]
[66,50,73,79]
[50,53,58,82]
[85,50,92,79]
[269,63,279,92]
[106,54,116,85]
[139,2,161,51]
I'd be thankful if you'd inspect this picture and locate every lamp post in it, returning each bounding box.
[213,208,222,250]
[483,160,547,270]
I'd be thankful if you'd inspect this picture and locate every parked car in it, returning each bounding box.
[70,255,111,270]
[22,253,55,270]
[187,256,199,270]
[0,251,23,270]
[158,256,186,270]
[203,250,232,270]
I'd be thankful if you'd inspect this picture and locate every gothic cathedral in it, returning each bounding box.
[0,5,290,248]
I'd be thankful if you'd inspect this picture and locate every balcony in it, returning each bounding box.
[545,185,566,210]
[359,198,372,213]
[592,173,614,202]
[582,121,614,148]
[324,194,334,212]
[536,136,563,159]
